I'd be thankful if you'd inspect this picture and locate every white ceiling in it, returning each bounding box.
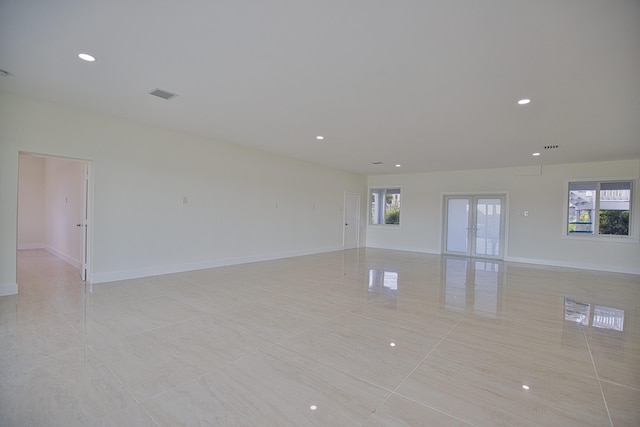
[1,0,639,175]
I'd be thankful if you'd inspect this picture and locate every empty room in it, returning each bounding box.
[0,1,639,426]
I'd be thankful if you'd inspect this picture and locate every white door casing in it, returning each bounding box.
[80,163,90,281]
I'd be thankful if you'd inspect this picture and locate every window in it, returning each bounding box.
[370,187,401,225]
[567,181,632,236]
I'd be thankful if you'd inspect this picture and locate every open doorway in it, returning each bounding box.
[17,153,91,282]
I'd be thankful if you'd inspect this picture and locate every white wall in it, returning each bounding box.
[368,161,640,274]
[17,155,45,249]
[44,157,84,268]
[0,92,367,294]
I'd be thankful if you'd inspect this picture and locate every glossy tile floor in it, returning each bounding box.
[1,249,639,426]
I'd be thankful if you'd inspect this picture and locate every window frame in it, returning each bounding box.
[564,178,638,242]
[369,186,402,227]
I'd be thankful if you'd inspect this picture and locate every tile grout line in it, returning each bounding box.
[599,378,640,392]
[361,314,472,427]
[15,272,147,426]
[139,339,283,404]
[582,328,614,427]
[79,344,149,425]
[391,314,465,394]
[141,404,161,426]
[54,300,153,425]
[389,393,482,427]
[90,296,362,415]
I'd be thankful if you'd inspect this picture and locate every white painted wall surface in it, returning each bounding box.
[17,155,46,249]
[0,92,367,292]
[368,161,640,274]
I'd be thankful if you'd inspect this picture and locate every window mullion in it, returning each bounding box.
[594,182,601,235]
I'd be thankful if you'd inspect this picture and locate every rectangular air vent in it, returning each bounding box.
[371,161,384,165]
[544,145,559,150]
[149,88,178,100]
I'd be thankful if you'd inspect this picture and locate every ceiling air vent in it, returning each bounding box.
[544,145,559,150]
[149,88,178,100]
[371,161,383,165]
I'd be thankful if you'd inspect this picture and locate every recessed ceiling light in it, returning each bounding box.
[390,342,396,347]
[532,152,541,156]
[316,136,324,140]
[78,53,96,62]
[395,164,401,168]
[517,98,531,105]
[309,405,318,411]
[522,385,530,390]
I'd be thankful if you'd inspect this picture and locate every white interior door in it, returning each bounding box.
[444,195,505,259]
[343,192,360,249]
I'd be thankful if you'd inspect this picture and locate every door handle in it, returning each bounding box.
[76,224,82,227]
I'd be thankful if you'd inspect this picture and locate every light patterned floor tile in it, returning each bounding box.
[3,249,637,426]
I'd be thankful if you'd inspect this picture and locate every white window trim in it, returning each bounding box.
[368,186,402,227]
[563,177,639,243]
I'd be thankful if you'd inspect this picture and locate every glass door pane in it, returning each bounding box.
[446,198,470,254]
[474,198,502,257]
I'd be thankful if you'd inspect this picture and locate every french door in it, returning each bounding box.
[443,195,506,259]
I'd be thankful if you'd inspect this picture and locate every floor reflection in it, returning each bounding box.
[564,297,625,332]
[442,257,504,316]
[564,298,591,326]
[368,269,398,297]
[593,305,625,332]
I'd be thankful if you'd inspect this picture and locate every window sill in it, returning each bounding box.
[562,234,639,244]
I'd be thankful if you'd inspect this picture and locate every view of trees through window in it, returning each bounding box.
[370,188,401,225]
[568,181,631,236]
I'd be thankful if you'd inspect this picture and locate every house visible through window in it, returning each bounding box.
[568,181,632,236]
[370,188,401,225]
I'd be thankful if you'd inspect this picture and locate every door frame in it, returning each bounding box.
[80,162,91,281]
[441,192,509,260]
[343,191,361,249]
[17,151,93,283]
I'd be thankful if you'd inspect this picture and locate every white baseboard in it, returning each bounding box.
[504,256,640,275]
[85,244,640,285]
[91,245,344,284]
[365,243,441,255]
[365,244,639,275]
[17,243,45,250]
[45,245,81,269]
[0,282,18,296]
